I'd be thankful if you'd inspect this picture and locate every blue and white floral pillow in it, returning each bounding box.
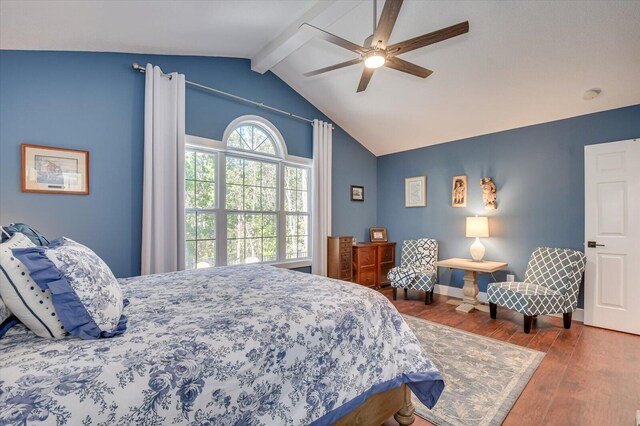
[0,232,66,338]
[13,237,127,340]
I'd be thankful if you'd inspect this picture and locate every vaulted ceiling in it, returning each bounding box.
[2,0,640,156]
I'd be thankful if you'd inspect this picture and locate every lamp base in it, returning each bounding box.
[470,237,485,262]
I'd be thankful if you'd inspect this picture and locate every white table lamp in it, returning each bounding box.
[466,216,489,262]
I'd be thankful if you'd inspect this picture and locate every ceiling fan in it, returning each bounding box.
[301,0,469,92]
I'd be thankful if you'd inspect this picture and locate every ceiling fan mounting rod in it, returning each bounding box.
[373,0,377,34]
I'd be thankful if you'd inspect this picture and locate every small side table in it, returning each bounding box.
[436,258,508,313]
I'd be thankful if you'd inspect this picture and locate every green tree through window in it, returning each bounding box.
[185,119,311,269]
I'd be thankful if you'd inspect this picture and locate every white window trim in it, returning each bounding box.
[185,133,312,268]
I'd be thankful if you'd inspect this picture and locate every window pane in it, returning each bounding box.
[245,238,262,263]
[262,163,277,188]
[186,241,197,270]
[284,189,295,212]
[185,150,196,180]
[186,212,197,240]
[196,152,216,182]
[263,237,277,262]
[226,184,243,211]
[227,125,276,155]
[244,214,262,240]
[263,214,277,238]
[196,240,215,268]
[286,236,297,259]
[227,239,244,266]
[297,236,308,258]
[185,180,196,209]
[285,166,297,190]
[196,181,215,209]
[227,213,244,239]
[297,215,308,236]
[298,168,309,191]
[197,212,215,240]
[244,159,261,187]
[262,188,277,212]
[226,157,243,185]
[244,186,259,211]
[286,213,309,260]
[296,190,307,212]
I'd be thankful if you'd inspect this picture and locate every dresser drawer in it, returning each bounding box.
[354,246,376,267]
[378,245,394,263]
[356,269,376,287]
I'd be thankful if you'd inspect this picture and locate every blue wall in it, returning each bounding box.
[0,50,377,277]
[377,105,640,306]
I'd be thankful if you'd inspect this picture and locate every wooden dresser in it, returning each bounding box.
[327,236,353,281]
[352,242,396,289]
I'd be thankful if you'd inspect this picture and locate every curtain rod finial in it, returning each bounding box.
[132,62,142,71]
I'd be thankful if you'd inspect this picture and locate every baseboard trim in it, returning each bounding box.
[433,284,584,323]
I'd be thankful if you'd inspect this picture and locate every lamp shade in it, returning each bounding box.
[466,216,489,238]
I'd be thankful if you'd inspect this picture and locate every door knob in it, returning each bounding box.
[587,241,605,248]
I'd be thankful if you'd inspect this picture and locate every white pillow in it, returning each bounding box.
[13,237,126,340]
[0,233,66,338]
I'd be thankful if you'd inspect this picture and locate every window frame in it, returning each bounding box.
[184,119,312,270]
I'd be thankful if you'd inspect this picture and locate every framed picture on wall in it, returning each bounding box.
[452,175,467,207]
[21,144,90,195]
[369,227,388,242]
[351,185,364,202]
[405,176,426,207]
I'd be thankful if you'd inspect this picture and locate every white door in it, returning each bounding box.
[584,138,640,335]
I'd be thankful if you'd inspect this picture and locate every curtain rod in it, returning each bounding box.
[132,62,332,128]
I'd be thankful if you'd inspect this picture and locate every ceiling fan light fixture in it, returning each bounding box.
[364,51,386,69]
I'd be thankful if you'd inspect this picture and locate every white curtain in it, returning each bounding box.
[311,120,333,276]
[141,64,186,275]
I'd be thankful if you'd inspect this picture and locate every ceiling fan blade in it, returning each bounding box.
[385,57,433,78]
[300,23,367,54]
[357,68,375,92]
[304,58,362,77]
[387,21,469,56]
[371,0,403,49]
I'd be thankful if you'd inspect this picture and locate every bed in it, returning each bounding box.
[0,265,444,425]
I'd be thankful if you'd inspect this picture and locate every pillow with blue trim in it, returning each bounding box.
[13,237,127,340]
[0,232,66,338]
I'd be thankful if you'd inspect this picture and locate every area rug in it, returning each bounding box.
[403,314,544,426]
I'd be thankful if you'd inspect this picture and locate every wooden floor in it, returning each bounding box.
[380,288,640,426]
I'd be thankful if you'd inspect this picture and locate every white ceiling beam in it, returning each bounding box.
[251,0,362,74]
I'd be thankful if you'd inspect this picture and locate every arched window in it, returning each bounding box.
[227,124,278,156]
[184,116,311,269]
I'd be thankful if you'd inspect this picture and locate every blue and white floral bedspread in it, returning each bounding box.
[0,265,444,425]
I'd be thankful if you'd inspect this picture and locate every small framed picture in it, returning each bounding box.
[452,175,467,207]
[405,176,426,207]
[21,144,89,195]
[369,227,388,242]
[351,185,364,202]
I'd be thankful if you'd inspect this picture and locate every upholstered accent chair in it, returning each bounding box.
[487,247,586,333]
[388,239,438,305]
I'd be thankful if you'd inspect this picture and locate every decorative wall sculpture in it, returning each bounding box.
[480,177,497,209]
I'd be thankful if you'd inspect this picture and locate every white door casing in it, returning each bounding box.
[584,138,640,335]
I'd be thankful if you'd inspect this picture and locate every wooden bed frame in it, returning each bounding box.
[333,384,416,426]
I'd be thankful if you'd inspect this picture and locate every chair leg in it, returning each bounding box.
[563,312,572,329]
[425,289,433,305]
[404,288,408,299]
[489,302,497,319]
[523,315,533,334]
[392,288,397,301]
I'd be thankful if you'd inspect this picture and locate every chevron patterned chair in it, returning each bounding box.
[387,239,438,305]
[487,247,586,334]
